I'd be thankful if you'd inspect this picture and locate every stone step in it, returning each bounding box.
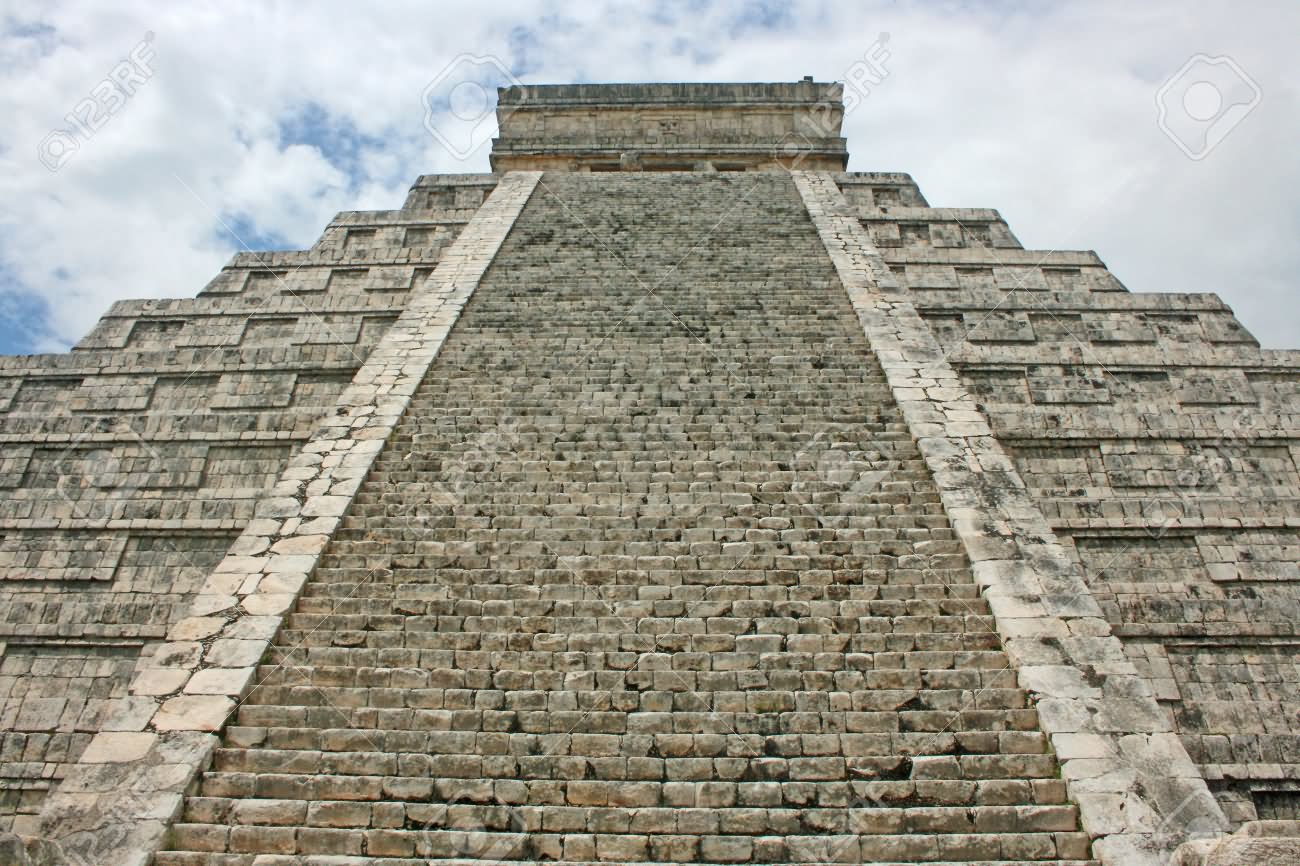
[233,705,1043,736]
[254,653,1013,679]
[296,579,982,599]
[238,684,1029,716]
[299,578,977,593]
[285,575,964,592]
[284,595,985,614]
[218,727,1050,757]
[162,825,1094,862]
[208,736,1053,775]
[196,753,1063,791]
[298,577,976,596]
[254,663,1014,685]
[188,776,1075,811]
[162,852,1097,858]
[278,606,995,624]
[268,629,1003,652]
[249,666,1023,693]
[198,773,1072,807]
[248,672,1013,696]
[276,614,994,635]
[162,171,1089,865]
[171,799,1083,837]
[257,639,1006,665]
[279,610,998,632]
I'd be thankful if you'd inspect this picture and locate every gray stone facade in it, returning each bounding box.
[490,81,848,172]
[0,82,1295,865]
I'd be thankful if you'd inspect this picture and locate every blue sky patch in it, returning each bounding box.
[0,275,56,355]
[277,101,383,190]
[218,212,290,253]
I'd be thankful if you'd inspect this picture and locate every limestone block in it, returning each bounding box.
[81,732,158,763]
[153,695,235,732]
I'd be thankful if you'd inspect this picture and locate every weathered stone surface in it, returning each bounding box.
[1180,838,1300,864]
[0,832,33,866]
[793,169,1233,865]
[7,169,540,865]
[147,168,1093,865]
[2,79,1297,866]
[80,732,157,763]
[152,696,234,732]
[492,81,848,172]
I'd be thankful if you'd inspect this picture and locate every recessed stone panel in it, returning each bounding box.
[0,531,127,582]
[210,372,297,410]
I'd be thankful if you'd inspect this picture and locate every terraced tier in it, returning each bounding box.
[159,172,1094,865]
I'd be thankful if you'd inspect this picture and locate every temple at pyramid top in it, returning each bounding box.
[488,79,848,171]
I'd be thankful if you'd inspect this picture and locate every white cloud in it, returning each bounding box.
[0,0,1296,350]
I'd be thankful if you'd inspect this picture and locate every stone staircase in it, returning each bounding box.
[158,172,1096,865]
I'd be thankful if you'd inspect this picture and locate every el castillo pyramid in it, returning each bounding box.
[0,81,1297,866]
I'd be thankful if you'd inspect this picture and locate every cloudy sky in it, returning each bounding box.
[1,1,1296,354]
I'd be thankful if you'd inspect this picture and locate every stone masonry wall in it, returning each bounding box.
[833,169,1300,827]
[25,172,540,866]
[0,115,1293,865]
[797,171,1227,866]
[157,170,1092,866]
[0,174,497,831]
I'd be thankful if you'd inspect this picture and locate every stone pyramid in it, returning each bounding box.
[0,82,1297,866]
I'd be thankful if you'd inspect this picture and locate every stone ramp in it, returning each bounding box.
[158,172,1094,864]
